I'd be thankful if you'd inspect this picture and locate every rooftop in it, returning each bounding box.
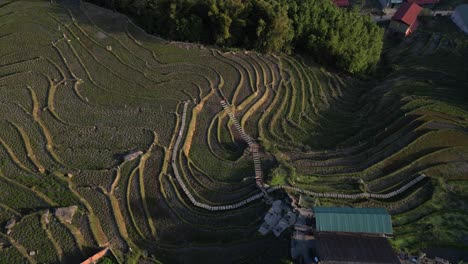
[313,207,393,234]
[392,2,422,26]
[315,232,400,264]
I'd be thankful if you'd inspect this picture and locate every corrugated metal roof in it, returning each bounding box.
[313,207,393,234]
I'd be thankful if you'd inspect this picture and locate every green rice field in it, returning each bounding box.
[0,0,467,263]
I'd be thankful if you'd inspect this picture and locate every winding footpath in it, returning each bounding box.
[170,101,428,211]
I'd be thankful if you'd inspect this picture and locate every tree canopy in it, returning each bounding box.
[90,0,384,74]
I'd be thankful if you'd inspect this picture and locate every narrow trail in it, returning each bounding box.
[170,101,428,211]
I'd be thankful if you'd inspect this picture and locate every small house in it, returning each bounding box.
[389,2,423,37]
[312,207,393,235]
[452,4,468,34]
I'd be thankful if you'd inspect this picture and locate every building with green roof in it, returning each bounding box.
[452,4,468,34]
[312,207,393,235]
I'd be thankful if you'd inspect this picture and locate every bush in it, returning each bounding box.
[87,0,383,74]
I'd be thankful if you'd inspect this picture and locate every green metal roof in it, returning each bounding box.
[313,207,393,234]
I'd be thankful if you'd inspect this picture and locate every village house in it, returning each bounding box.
[315,232,400,264]
[389,2,423,37]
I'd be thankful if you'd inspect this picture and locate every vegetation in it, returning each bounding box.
[0,0,467,263]
[88,0,384,74]
[98,257,115,264]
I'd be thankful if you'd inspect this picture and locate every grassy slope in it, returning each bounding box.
[0,0,467,263]
[264,16,468,256]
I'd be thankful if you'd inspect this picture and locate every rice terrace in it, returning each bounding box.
[0,0,468,263]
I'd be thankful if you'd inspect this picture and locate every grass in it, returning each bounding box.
[0,0,467,262]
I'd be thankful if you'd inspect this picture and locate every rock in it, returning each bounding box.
[5,219,15,230]
[66,173,73,179]
[55,206,78,224]
[43,210,50,225]
[124,151,143,161]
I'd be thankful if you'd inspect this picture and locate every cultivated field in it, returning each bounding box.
[0,1,467,263]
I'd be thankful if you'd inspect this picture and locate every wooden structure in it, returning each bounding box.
[312,207,393,235]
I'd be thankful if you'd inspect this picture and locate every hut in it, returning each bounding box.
[451,4,468,34]
[389,2,423,37]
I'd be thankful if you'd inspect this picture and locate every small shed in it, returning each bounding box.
[312,207,393,235]
[389,2,423,37]
[451,4,468,34]
[315,232,401,264]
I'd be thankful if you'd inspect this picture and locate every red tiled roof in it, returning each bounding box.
[333,0,350,7]
[407,0,439,5]
[392,2,423,26]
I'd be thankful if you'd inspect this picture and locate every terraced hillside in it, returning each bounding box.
[0,0,467,263]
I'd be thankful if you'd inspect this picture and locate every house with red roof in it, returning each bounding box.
[389,2,423,36]
[333,0,350,7]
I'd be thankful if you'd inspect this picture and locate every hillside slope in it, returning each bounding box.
[0,1,467,263]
